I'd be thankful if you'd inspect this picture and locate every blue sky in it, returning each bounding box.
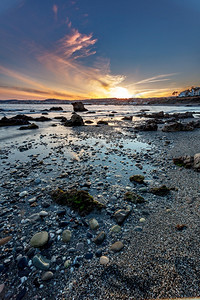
[0,0,200,99]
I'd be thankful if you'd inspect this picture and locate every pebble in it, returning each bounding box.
[41,271,54,281]
[62,230,72,243]
[0,283,5,298]
[0,236,12,246]
[17,256,28,270]
[100,256,109,265]
[110,241,124,252]
[95,249,103,257]
[39,211,49,217]
[32,255,50,270]
[85,252,93,260]
[30,231,49,248]
[64,260,71,268]
[89,218,99,230]
[113,209,131,225]
[94,231,106,245]
[139,218,146,222]
[110,225,121,233]
[19,191,28,197]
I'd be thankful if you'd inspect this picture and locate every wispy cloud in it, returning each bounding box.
[133,73,178,86]
[57,28,97,59]
[52,4,58,21]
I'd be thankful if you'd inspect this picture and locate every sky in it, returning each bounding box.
[0,0,200,100]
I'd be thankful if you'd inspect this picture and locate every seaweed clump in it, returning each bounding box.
[150,185,170,196]
[129,175,145,184]
[51,188,105,215]
[124,191,145,204]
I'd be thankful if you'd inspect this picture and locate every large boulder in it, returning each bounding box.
[72,102,88,112]
[162,122,194,132]
[49,106,63,111]
[64,113,84,126]
[0,116,30,127]
[135,120,158,131]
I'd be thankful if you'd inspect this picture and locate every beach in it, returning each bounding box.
[0,104,200,300]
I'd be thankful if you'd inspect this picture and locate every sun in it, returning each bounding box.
[110,86,132,98]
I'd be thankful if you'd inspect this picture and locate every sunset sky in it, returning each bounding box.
[0,0,200,100]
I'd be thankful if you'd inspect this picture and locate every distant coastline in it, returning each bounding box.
[0,96,200,106]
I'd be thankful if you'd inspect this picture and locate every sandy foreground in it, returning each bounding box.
[0,112,200,300]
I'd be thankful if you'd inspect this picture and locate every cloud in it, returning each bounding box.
[134,73,178,85]
[57,28,97,59]
[52,4,58,21]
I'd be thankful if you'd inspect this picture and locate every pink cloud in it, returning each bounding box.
[52,4,58,20]
[57,28,97,59]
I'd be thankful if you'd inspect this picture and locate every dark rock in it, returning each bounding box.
[85,120,94,124]
[0,116,30,127]
[56,209,66,216]
[94,231,106,245]
[173,156,194,168]
[95,249,103,257]
[87,232,93,239]
[17,256,28,270]
[122,116,133,121]
[64,113,84,127]
[162,122,194,132]
[34,116,51,122]
[97,120,109,125]
[113,209,131,225]
[26,248,35,258]
[19,123,39,130]
[49,106,63,111]
[51,188,105,216]
[59,221,70,227]
[129,175,145,184]
[72,101,88,112]
[85,253,93,260]
[150,185,170,196]
[124,191,145,204]
[16,288,26,300]
[135,120,158,131]
[175,224,187,231]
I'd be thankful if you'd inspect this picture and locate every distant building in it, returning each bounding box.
[178,87,200,97]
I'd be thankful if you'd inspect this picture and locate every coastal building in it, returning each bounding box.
[178,87,200,97]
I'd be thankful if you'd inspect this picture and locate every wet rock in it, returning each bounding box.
[122,116,133,121]
[16,288,26,300]
[100,256,109,265]
[17,256,28,270]
[0,283,5,299]
[0,116,30,127]
[194,153,200,171]
[124,191,145,204]
[173,156,194,168]
[110,241,124,252]
[85,252,93,259]
[0,236,12,246]
[150,185,170,196]
[30,231,49,248]
[51,188,105,216]
[113,209,131,225]
[97,120,109,125]
[89,218,99,230]
[162,122,194,132]
[49,106,63,111]
[64,260,71,268]
[32,255,50,270]
[33,116,51,122]
[72,101,88,112]
[62,230,72,243]
[94,231,106,245]
[96,249,103,257]
[41,271,54,281]
[19,123,39,130]
[135,120,158,131]
[129,175,145,184]
[64,113,84,127]
[110,225,121,233]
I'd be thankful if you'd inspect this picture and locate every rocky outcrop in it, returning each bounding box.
[19,123,39,130]
[97,120,109,125]
[162,122,194,132]
[72,102,88,112]
[64,113,84,126]
[0,116,31,127]
[49,106,63,111]
[137,111,194,119]
[173,153,200,171]
[135,120,158,131]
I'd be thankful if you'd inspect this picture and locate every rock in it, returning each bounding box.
[72,101,88,112]
[110,241,124,252]
[0,116,30,127]
[94,231,106,245]
[162,122,194,132]
[95,249,103,257]
[39,211,48,217]
[194,153,200,171]
[19,123,39,130]
[135,120,158,131]
[97,120,109,125]
[85,252,93,259]
[122,116,133,121]
[110,225,121,233]
[19,191,28,197]
[17,256,28,270]
[0,236,12,246]
[113,209,131,225]
[64,113,84,126]
[139,218,146,222]
[41,271,54,281]
[51,189,105,216]
[34,116,51,122]
[150,185,170,196]
[175,224,187,231]
[16,288,26,300]
[62,230,72,243]
[49,106,63,111]
[30,231,49,248]
[64,260,71,268]
[89,218,99,230]
[32,255,50,270]
[124,191,145,204]
[129,175,145,184]
[100,256,109,265]
[173,156,194,168]
[0,283,5,299]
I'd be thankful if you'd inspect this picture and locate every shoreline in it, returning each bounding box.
[0,106,200,299]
